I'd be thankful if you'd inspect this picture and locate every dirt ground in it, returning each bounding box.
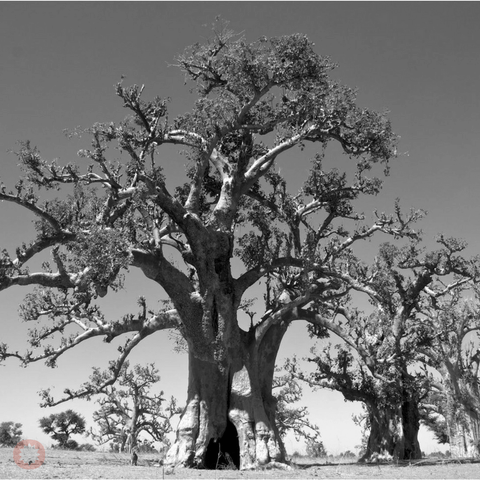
[1,448,479,479]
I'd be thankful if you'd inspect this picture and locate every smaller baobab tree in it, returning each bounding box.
[87,361,181,454]
[39,409,86,449]
[420,292,480,458]
[290,236,480,461]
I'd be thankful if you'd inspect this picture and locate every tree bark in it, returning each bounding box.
[360,404,399,462]
[161,224,295,470]
[166,323,288,470]
[444,385,480,458]
[467,413,480,457]
[397,396,421,460]
[360,398,421,462]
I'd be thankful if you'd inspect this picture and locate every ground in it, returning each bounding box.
[1,447,479,479]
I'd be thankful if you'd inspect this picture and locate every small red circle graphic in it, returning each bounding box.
[13,440,45,470]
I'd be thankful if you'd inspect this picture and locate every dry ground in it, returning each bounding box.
[1,448,479,479]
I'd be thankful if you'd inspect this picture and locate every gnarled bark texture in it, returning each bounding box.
[444,384,480,458]
[360,397,421,462]
[166,321,289,470]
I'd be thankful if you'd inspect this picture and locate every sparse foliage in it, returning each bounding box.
[273,366,324,453]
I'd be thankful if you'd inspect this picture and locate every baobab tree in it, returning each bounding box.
[291,238,480,461]
[1,21,419,469]
[87,360,180,454]
[420,293,480,457]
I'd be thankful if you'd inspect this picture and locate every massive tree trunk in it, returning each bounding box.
[466,412,480,457]
[360,398,421,462]
[467,411,480,457]
[446,407,471,458]
[165,230,290,470]
[166,321,288,470]
[398,396,422,460]
[360,404,399,462]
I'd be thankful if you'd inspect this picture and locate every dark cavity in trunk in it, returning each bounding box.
[205,419,240,469]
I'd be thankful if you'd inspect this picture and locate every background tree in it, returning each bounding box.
[39,409,86,449]
[419,293,480,457]
[0,20,417,469]
[420,391,450,446]
[88,361,180,453]
[291,237,480,461]
[305,439,328,459]
[0,421,23,447]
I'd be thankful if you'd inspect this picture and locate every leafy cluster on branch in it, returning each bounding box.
[273,367,323,448]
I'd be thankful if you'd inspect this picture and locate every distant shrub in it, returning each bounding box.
[78,443,96,452]
[65,439,79,450]
[306,439,327,458]
[0,421,23,447]
[427,450,450,459]
[52,439,79,450]
[109,442,121,452]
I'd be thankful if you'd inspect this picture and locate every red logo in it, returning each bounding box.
[13,440,45,470]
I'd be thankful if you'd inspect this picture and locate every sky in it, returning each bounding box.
[1,1,480,456]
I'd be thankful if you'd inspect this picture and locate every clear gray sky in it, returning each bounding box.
[1,2,479,455]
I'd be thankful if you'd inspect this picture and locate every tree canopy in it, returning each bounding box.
[290,237,480,460]
[88,361,180,452]
[39,409,86,449]
[419,293,480,457]
[0,20,437,468]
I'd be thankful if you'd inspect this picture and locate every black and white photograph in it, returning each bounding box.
[1,2,480,478]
